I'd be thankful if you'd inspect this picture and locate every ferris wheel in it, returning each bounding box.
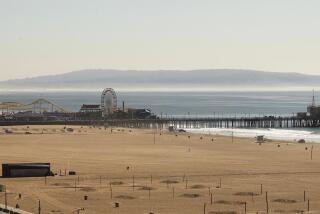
[101,88,117,117]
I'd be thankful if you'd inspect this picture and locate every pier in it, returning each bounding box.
[1,115,320,129]
[2,89,320,129]
[106,115,320,129]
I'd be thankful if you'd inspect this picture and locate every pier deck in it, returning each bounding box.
[1,115,320,129]
[106,116,320,129]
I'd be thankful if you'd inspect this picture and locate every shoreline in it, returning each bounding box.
[186,127,320,143]
[1,124,317,144]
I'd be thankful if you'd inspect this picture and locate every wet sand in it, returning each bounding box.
[0,125,319,214]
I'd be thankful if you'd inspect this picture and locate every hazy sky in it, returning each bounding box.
[1,0,320,81]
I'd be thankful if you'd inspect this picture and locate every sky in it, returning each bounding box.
[1,0,320,81]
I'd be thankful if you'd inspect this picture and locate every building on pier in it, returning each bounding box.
[80,104,101,113]
[307,90,320,118]
[111,108,156,119]
[307,106,320,118]
[295,91,320,119]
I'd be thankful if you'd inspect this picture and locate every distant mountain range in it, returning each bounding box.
[1,69,320,91]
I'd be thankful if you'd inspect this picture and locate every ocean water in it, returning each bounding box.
[185,128,320,143]
[1,90,320,142]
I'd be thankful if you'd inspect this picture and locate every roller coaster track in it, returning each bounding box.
[26,98,70,113]
[0,98,70,113]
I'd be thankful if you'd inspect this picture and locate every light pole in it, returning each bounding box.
[4,185,7,210]
[38,200,41,214]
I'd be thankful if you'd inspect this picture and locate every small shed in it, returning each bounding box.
[2,163,52,178]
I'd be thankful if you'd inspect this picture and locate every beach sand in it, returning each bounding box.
[0,125,319,214]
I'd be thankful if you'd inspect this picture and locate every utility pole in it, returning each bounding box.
[4,185,7,210]
[312,89,316,106]
[38,200,41,214]
[232,131,234,143]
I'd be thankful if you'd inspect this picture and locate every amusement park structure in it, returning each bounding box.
[101,88,117,117]
[29,98,69,114]
[0,88,154,123]
[0,98,69,114]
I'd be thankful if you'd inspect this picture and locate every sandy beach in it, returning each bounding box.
[0,125,319,214]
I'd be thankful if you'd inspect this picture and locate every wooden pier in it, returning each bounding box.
[106,116,320,129]
[1,115,320,129]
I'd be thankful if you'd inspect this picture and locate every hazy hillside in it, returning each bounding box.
[1,69,320,90]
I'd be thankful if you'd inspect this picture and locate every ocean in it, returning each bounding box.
[1,90,320,142]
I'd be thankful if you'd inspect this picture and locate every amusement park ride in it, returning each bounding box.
[0,88,155,122]
[0,98,69,115]
[101,88,117,117]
